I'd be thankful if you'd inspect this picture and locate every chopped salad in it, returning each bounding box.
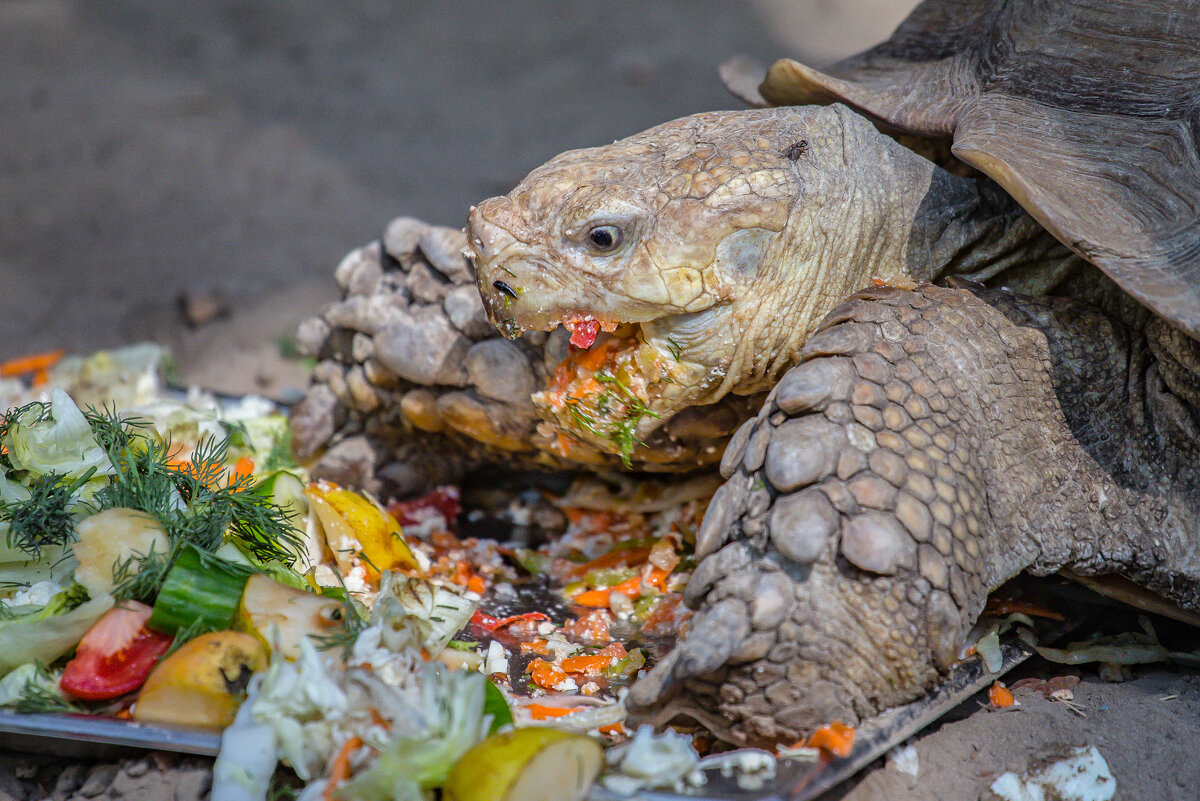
[0,356,809,800]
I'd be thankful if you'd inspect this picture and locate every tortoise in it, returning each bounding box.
[293,0,1200,747]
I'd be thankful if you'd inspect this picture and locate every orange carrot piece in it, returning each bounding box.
[989,681,1015,709]
[571,588,615,608]
[562,643,627,676]
[527,703,583,720]
[467,575,486,595]
[807,721,855,758]
[0,350,64,377]
[325,736,363,801]
[598,722,626,735]
[566,547,652,579]
[528,658,570,689]
[231,456,255,482]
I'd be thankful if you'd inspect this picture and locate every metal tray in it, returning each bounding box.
[0,637,1039,800]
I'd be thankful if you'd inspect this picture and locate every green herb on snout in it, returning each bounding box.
[499,265,517,277]
[594,373,660,467]
[666,338,683,362]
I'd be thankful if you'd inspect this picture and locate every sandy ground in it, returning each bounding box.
[2,1,1198,799]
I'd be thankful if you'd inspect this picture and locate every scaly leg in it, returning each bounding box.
[628,283,1200,745]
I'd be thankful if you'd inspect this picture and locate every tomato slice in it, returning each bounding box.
[60,601,174,701]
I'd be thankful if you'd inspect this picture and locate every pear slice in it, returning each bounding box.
[443,728,603,801]
[235,573,341,660]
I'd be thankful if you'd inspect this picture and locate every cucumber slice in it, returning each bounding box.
[147,546,253,636]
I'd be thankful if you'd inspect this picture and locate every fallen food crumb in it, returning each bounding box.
[990,745,1115,801]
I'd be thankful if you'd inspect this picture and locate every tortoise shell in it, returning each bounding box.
[755,0,1200,339]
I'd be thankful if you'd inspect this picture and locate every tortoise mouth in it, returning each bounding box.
[534,320,680,464]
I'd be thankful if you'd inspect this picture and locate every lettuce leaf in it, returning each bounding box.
[338,667,490,800]
[3,390,115,480]
[0,588,113,675]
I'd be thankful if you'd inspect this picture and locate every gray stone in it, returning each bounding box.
[465,339,536,405]
[78,764,118,798]
[750,572,795,629]
[375,309,471,386]
[312,436,378,492]
[383,216,430,262]
[351,332,374,363]
[694,481,737,560]
[542,327,571,373]
[768,487,838,564]
[419,225,472,283]
[294,316,331,358]
[346,365,381,412]
[443,284,494,338]
[405,260,450,304]
[171,767,213,801]
[324,292,409,335]
[52,764,87,800]
[334,243,383,295]
[290,384,340,460]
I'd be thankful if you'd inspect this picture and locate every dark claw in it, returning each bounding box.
[493,280,519,299]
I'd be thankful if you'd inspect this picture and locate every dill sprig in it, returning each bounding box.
[108,544,173,605]
[14,663,84,715]
[0,469,95,558]
[94,429,301,564]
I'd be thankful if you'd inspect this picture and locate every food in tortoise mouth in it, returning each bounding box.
[448,0,1200,747]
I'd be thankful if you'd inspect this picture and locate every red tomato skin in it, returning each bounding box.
[59,606,174,701]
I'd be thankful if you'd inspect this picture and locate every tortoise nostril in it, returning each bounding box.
[493,280,519,299]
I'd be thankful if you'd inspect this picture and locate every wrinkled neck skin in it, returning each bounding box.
[700,105,1068,402]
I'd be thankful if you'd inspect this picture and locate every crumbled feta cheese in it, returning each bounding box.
[5,581,62,609]
[485,640,509,677]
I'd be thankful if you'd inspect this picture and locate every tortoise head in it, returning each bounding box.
[466,105,940,462]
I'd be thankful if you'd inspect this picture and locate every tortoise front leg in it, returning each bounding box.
[628,283,1200,746]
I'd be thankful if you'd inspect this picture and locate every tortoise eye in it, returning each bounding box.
[586,225,623,253]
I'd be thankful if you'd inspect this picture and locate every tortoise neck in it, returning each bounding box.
[906,167,1084,290]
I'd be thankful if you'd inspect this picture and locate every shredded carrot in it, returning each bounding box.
[566,547,652,579]
[807,721,855,758]
[0,350,64,377]
[527,703,583,720]
[571,567,670,608]
[560,609,612,644]
[467,575,487,595]
[598,722,626,736]
[325,736,363,801]
[520,639,551,656]
[562,643,627,676]
[528,658,571,689]
[988,681,1015,709]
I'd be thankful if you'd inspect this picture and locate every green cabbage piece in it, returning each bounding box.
[338,667,491,801]
[3,390,115,480]
[0,588,113,675]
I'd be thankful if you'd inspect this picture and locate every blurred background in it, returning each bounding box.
[0,0,919,395]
